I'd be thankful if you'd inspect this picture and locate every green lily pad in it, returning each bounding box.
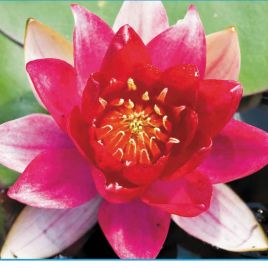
[0,1,122,43]
[0,165,18,187]
[0,34,44,123]
[0,1,267,95]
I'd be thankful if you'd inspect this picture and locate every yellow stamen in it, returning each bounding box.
[162,115,168,130]
[140,149,151,164]
[142,91,150,101]
[149,136,156,149]
[154,104,162,116]
[99,97,107,109]
[113,148,124,161]
[168,137,180,144]
[157,88,168,102]
[113,98,124,106]
[125,99,135,109]
[127,78,137,91]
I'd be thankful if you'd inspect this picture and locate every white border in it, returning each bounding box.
[1,260,268,268]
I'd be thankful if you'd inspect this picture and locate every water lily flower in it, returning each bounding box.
[1,1,268,259]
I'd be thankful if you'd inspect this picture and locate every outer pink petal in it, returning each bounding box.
[0,114,73,173]
[197,80,243,137]
[205,27,240,80]
[71,4,114,90]
[197,119,268,184]
[1,196,101,258]
[8,149,97,209]
[113,1,169,44]
[26,58,80,130]
[25,19,73,65]
[98,200,170,259]
[142,172,212,217]
[172,184,268,252]
[147,5,206,77]
[24,19,73,108]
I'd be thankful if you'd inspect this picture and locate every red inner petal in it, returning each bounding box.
[100,25,151,81]
[71,59,217,187]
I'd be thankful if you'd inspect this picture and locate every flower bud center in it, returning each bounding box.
[94,78,180,166]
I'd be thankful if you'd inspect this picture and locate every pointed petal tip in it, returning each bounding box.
[70,3,79,10]
[70,4,92,19]
[70,4,86,22]
[70,4,79,21]
[172,184,268,253]
[113,0,169,44]
[188,4,197,12]
[24,18,38,45]
[25,17,35,26]
[0,248,14,259]
[116,23,132,33]
[219,26,238,37]
[228,26,237,32]
[231,224,268,253]
[222,224,268,252]
[186,5,201,21]
[0,197,101,259]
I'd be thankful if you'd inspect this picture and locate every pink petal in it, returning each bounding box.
[197,119,268,184]
[100,25,151,81]
[172,184,268,252]
[24,19,73,108]
[165,131,212,180]
[26,58,80,130]
[113,1,169,44]
[0,114,72,173]
[197,80,243,137]
[98,200,170,259]
[66,106,92,159]
[205,27,240,80]
[8,149,97,209]
[142,172,212,217]
[1,196,101,258]
[71,4,114,90]
[147,5,206,77]
[90,164,145,203]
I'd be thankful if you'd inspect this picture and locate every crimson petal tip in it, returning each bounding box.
[188,4,197,12]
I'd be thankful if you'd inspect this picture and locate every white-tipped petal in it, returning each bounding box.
[24,19,73,108]
[172,184,268,252]
[1,196,101,258]
[25,19,73,65]
[205,27,240,80]
[113,1,169,44]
